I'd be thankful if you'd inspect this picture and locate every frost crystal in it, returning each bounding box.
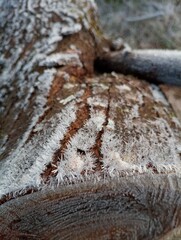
[39,53,82,68]
[0,102,77,196]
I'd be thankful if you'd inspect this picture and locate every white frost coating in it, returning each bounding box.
[105,151,138,176]
[0,0,101,195]
[172,116,181,128]
[56,152,96,183]
[102,118,181,176]
[0,0,98,168]
[33,122,44,133]
[59,90,84,105]
[56,110,106,182]
[60,95,76,105]
[39,53,82,68]
[91,82,109,91]
[61,23,82,35]
[150,84,169,105]
[177,145,181,154]
[99,83,109,90]
[124,104,140,127]
[55,85,109,181]
[0,0,96,112]
[56,154,85,182]
[101,130,126,176]
[87,96,108,108]
[48,35,63,45]
[137,92,144,105]
[107,119,115,130]
[0,102,77,197]
[116,84,131,92]
[68,111,106,150]
[130,104,139,119]
[14,69,57,152]
[111,71,119,79]
[36,69,57,105]
[63,83,77,89]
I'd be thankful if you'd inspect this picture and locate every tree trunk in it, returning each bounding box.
[0,1,181,239]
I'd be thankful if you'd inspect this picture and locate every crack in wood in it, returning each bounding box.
[91,82,112,172]
[41,84,92,183]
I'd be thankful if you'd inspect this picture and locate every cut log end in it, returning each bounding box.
[1,175,181,240]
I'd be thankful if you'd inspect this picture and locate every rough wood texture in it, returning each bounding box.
[0,0,181,239]
[161,85,181,123]
[1,175,181,240]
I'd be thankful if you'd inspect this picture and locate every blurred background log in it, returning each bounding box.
[0,0,181,239]
[95,49,181,86]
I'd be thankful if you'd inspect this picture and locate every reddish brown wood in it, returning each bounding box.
[161,85,181,123]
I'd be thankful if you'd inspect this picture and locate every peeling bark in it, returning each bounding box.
[0,1,181,239]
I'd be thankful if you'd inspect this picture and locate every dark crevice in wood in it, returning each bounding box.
[41,84,92,183]
[77,148,86,155]
[91,83,112,172]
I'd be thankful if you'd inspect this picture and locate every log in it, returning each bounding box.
[0,0,181,239]
[96,49,181,86]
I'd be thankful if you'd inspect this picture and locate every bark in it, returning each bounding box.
[96,49,181,86]
[0,1,181,239]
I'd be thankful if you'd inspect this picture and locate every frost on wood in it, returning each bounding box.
[0,102,77,196]
[39,53,83,68]
[0,0,98,161]
[0,72,181,199]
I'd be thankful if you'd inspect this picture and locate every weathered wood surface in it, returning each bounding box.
[1,175,181,240]
[161,85,181,123]
[0,0,181,239]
